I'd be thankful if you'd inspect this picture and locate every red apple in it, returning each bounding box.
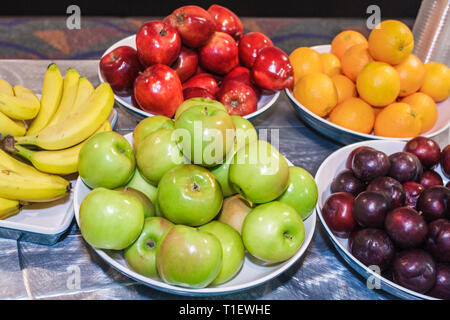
[182,73,219,96]
[217,80,258,116]
[183,87,216,100]
[207,4,243,40]
[164,5,216,48]
[223,66,261,98]
[172,46,198,83]
[238,32,273,68]
[135,21,181,67]
[195,64,206,75]
[199,32,239,75]
[251,46,294,91]
[134,64,183,117]
[99,46,142,96]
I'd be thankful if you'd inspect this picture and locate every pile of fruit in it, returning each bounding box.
[322,136,450,299]
[99,4,293,117]
[77,97,318,288]
[0,64,114,218]
[291,19,450,138]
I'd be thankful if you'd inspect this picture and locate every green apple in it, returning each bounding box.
[115,186,155,218]
[126,168,158,207]
[218,194,253,234]
[79,188,144,250]
[136,128,186,186]
[174,98,226,121]
[175,105,235,167]
[210,151,236,197]
[78,131,135,189]
[229,140,289,203]
[156,225,222,288]
[242,201,305,264]
[277,166,318,220]
[231,115,257,150]
[124,217,173,278]
[132,115,174,151]
[157,164,223,226]
[199,221,244,285]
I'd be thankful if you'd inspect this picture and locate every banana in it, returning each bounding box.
[0,111,26,138]
[27,63,63,135]
[46,68,80,127]
[14,83,114,150]
[70,77,95,115]
[0,197,21,219]
[8,120,112,175]
[0,79,14,95]
[0,85,40,120]
[0,168,70,202]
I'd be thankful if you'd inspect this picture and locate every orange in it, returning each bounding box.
[293,72,338,117]
[356,61,400,107]
[289,47,323,84]
[331,30,367,60]
[368,20,414,65]
[401,92,438,133]
[331,74,357,104]
[374,102,421,138]
[395,54,425,97]
[319,53,341,77]
[329,97,375,134]
[420,62,450,102]
[341,43,373,82]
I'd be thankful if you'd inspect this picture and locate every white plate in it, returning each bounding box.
[286,44,450,145]
[73,132,316,296]
[98,35,280,120]
[315,139,449,300]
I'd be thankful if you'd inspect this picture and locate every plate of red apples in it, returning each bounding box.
[98,4,294,120]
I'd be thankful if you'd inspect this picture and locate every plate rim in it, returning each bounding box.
[73,132,316,296]
[97,34,281,121]
[285,44,450,142]
[314,139,440,300]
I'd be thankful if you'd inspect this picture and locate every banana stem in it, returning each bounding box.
[1,135,17,152]
[9,144,35,163]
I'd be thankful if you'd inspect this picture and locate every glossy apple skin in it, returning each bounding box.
[404,136,441,168]
[175,105,236,167]
[428,263,450,299]
[164,5,216,48]
[419,169,444,188]
[174,97,226,121]
[126,168,158,210]
[385,207,428,249]
[251,46,294,91]
[199,32,240,75]
[78,132,136,189]
[277,166,318,220]
[136,129,185,186]
[79,188,144,250]
[157,164,223,226]
[132,115,174,151]
[321,192,356,238]
[208,4,243,40]
[156,225,222,288]
[217,80,258,116]
[115,186,155,218]
[172,46,198,83]
[242,201,305,264]
[392,249,436,293]
[441,145,450,178]
[229,140,290,203]
[231,115,258,148]
[238,32,274,68]
[99,46,142,96]
[182,73,219,96]
[223,66,261,97]
[218,194,252,234]
[426,218,450,263]
[135,21,181,67]
[210,153,237,198]
[134,64,183,118]
[183,87,216,100]
[124,217,173,277]
[200,221,245,285]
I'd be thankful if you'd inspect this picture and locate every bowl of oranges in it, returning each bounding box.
[285,20,450,145]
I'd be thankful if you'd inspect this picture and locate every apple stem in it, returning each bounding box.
[191,182,200,192]
[146,239,156,249]
[283,232,293,240]
[204,106,208,116]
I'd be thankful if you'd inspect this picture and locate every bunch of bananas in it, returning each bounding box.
[0,63,115,219]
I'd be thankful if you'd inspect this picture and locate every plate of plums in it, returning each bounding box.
[315,136,450,300]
